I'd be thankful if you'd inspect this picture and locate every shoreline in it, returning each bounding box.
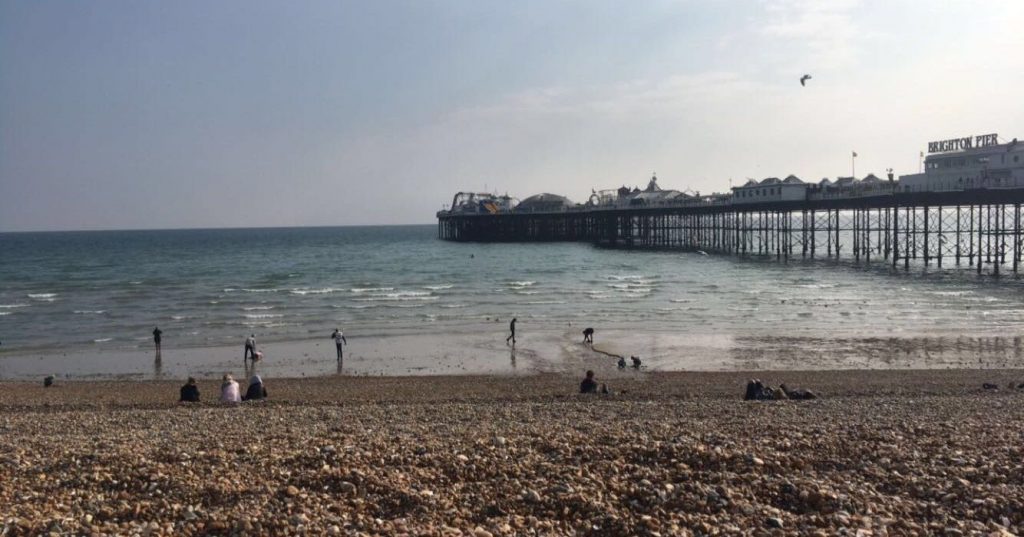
[3,368,1023,408]
[4,328,1024,381]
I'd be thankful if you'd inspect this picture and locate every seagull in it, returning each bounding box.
[800,74,812,86]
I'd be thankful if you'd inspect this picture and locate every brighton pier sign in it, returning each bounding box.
[928,133,999,154]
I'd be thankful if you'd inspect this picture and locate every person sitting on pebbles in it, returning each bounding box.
[220,373,241,403]
[579,370,609,394]
[242,374,268,401]
[179,377,200,402]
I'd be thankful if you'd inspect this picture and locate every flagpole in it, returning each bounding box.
[851,152,856,178]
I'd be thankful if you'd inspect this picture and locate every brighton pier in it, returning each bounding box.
[437,136,1024,275]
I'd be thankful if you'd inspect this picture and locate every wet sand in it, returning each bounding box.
[2,370,1024,535]
[3,328,1024,381]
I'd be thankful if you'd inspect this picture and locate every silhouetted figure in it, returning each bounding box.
[582,327,594,344]
[506,318,517,346]
[152,327,162,352]
[800,74,812,86]
[243,375,268,401]
[243,334,256,363]
[630,356,642,369]
[580,370,598,394]
[179,377,200,402]
[331,328,347,363]
[617,356,626,369]
[43,375,55,388]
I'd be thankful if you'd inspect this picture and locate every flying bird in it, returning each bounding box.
[800,74,812,86]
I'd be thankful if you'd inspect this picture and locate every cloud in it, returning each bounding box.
[757,0,863,69]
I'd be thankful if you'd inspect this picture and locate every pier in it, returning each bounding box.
[438,189,1024,275]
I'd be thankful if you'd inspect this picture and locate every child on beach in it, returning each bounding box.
[179,377,200,402]
[220,374,241,403]
[580,370,598,393]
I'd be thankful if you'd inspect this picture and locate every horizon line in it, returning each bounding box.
[0,221,437,235]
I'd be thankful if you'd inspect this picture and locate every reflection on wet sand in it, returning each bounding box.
[727,335,1024,370]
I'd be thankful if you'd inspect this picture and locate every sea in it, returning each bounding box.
[3,224,1024,373]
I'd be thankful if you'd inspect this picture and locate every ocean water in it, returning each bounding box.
[3,224,1024,356]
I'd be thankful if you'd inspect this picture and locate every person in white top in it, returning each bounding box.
[220,373,241,403]
[331,328,347,363]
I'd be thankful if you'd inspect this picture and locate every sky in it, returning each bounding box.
[1,0,1023,231]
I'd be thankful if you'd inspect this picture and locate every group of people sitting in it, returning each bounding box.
[743,379,817,401]
[178,374,268,403]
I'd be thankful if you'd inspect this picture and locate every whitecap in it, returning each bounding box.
[242,306,275,311]
[440,304,468,308]
[244,313,284,319]
[506,281,535,287]
[290,288,339,295]
[354,295,439,302]
[93,338,112,343]
[351,287,395,293]
[28,293,57,299]
[0,312,10,316]
[73,310,106,315]
[171,315,190,320]
[0,304,29,309]
[423,284,454,290]
[523,300,566,305]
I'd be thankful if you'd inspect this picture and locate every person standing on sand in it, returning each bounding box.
[582,327,594,344]
[153,326,162,352]
[506,318,517,346]
[244,334,256,363]
[331,328,347,363]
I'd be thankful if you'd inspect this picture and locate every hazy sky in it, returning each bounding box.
[2,0,1022,231]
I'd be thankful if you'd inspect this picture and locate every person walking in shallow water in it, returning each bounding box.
[506,318,517,346]
[331,328,347,363]
[152,326,162,352]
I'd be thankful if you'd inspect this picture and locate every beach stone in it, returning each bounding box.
[766,517,783,528]
[285,485,300,497]
[338,481,357,494]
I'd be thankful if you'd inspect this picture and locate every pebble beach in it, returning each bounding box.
[2,370,1023,536]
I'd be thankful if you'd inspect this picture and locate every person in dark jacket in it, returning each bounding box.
[580,370,598,393]
[242,375,267,401]
[179,377,200,402]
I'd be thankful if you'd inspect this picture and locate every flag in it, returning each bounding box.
[852,151,858,158]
